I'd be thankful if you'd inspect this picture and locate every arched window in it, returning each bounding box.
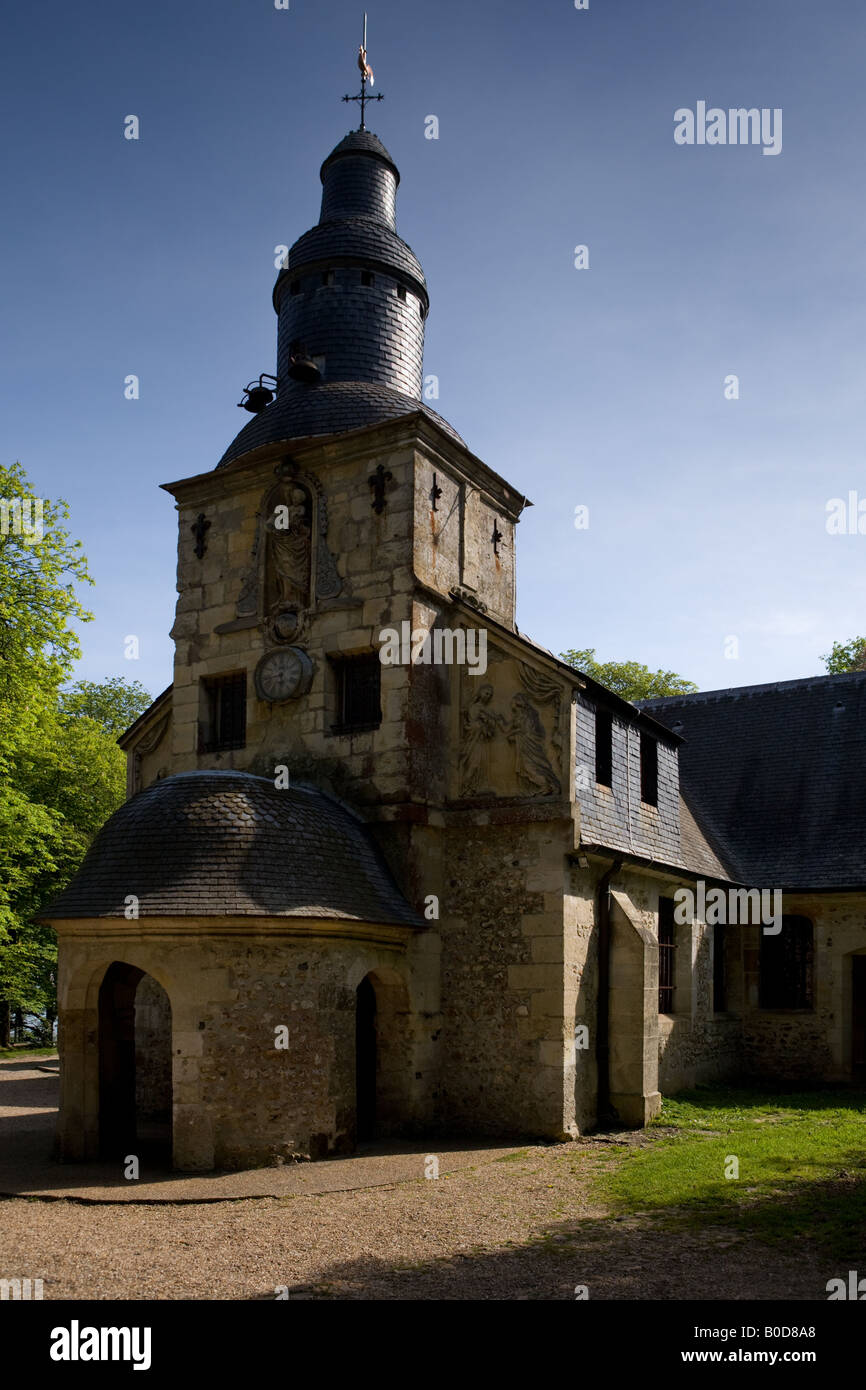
[759,915,813,1009]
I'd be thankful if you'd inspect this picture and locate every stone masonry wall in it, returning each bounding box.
[437,818,578,1141]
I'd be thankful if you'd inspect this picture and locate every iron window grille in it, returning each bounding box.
[658,896,676,1013]
[331,653,382,733]
[713,924,727,1011]
[200,672,247,753]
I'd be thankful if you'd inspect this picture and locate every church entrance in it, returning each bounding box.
[355,975,378,1141]
[852,956,866,1077]
[98,963,172,1162]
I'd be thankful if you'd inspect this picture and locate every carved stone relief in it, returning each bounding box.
[131,713,170,795]
[458,654,562,800]
[230,457,344,643]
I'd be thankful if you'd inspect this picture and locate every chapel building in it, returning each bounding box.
[43,119,866,1170]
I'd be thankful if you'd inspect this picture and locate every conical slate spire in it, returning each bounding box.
[217,131,462,469]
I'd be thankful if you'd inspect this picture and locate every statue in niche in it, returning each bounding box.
[459,683,498,795]
[266,482,312,612]
[503,692,562,797]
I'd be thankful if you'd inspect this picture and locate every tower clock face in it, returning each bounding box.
[254,647,313,703]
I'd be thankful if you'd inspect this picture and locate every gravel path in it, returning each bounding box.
[0,1055,835,1300]
[0,1147,834,1301]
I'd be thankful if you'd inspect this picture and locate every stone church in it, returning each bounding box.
[43,117,866,1171]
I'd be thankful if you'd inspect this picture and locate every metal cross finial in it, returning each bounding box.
[342,12,384,131]
[191,512,211,559]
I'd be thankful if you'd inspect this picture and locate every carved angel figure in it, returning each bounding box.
[503,693,561,797]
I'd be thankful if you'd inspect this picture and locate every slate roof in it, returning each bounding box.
[639,672,866,891]
[217,380,465,468]
[320,131,399,178]
[42,771,423,926]
[285,219,426,289]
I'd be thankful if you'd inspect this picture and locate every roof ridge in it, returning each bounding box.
[640,669,866,707]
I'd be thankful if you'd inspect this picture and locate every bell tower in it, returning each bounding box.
[155,37,529,808]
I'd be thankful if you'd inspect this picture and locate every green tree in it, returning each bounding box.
[560,648,698,702]
[59,675,152,738]
[821,637,866,675]
[0,462,152,1045]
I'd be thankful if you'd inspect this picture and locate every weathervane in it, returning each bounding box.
[342,12,384,131]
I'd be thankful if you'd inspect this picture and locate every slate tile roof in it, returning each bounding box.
[286,219,426,288]
[640,671,866,891]
[42,771,423,926]
[320,131,398,176]
[217,380,465,468]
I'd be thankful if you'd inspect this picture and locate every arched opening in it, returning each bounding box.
[853,954,866,1077]
[354,969,414,1145]
[98,963,172,1162]
[355,975,377,1141]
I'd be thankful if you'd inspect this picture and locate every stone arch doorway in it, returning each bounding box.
[355,976,377,1141]
[853,954,866,1077]
[354,968,412,1145]
[98,963,172,1161]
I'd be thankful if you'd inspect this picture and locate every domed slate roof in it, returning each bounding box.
[217,126,468,468]
[283,219,426,293]
[218,380,465,468]
[320,130,400,177]
[42,772,422,926]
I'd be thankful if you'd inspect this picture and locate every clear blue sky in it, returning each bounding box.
[3,0,865,703]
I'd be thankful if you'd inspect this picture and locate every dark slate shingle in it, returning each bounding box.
[42,771,423,926]
[639,672,866,890]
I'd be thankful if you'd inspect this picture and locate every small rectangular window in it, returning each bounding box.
[595,708,613,787]
[360,271,374,287]
[321,270,335,287]
[658,896,676,1013]
[760,916,813,1009]
[331,654,382,733]
[200,672,247,752]
[713,924,727,1011]
[397,284,407,301]
[290,279,301,295]
[640,732,658,806]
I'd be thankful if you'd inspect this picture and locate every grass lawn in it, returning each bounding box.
[598,1085,866,1260]
[0,1046,57,1062]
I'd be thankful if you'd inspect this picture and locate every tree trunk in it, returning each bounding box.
[0,1001,11,1049]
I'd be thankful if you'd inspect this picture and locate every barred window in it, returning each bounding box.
[713,924,727,1012]
[759,915,813,1009]
[595,708,613,787]
[331,654,382,733]
[658,896,676,1013]
[200,673,247,753]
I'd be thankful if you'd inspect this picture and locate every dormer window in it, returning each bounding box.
[595,708,613,787]
[640,732,658,806]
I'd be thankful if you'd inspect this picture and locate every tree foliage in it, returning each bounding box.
[560,648,698,702]
[0,462,151,1044]
[821,637,866,675]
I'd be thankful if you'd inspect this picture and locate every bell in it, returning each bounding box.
[242,385,275,413]
[288,355,321,384]
[237,374,277,413]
